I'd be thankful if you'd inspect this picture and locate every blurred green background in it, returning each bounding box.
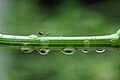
[0,0,120,80]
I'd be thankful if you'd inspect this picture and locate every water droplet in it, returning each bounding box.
[0,34,3,37]
[84,40,90,47]
[23,43,30,46]
[37,49,50,55]
[96,49,105,53]
[82,49,89,53]
[40,38,49,42]
[91,36,96,40]
[61,48,75,55]
[84,40,90,43]
[29,34,38,39]
[21,48,34,53]
[58,36,63,40]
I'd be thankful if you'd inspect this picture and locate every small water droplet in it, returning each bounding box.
[0,34,3,37]
[61,48,75,55]
[40,38,49,42]
[91,36,96,40]
[96,49,105,53]
[84,40,90,43]
[21,48,34,53]
[23,43,30,46]
[82,49,89,53]
[29,34,38,39]
[37,49,50,55]
[84,40,90,47]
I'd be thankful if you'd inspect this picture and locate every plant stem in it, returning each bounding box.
[0,30,120,50]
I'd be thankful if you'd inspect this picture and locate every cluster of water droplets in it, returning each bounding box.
[20,48,106,55]
[81,49,105,53]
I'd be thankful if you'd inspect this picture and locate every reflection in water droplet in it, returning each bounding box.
[82,49,89,53]
[21,48,34,53]
[37,49,50,55]
[96,49,105,53]
[61,48,75,55]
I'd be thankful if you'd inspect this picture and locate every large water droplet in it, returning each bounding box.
[37,49,50,55]
[96,49,105,53]
[82,49,89,53]
[21,48,34,53]
[61,48,75,55]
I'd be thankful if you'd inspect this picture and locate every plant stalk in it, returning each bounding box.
[0,30,120,50]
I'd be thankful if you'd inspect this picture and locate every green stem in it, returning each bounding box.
[0,30,120,50]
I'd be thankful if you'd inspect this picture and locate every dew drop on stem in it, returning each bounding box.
[37,49,50,55]
[29,34,38,39]
[61,48,76,55]
[21,48,34,53]
[96,49,105,53]
[82,49,89,53]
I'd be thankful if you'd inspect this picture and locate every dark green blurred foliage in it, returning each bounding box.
[1,0,120,80]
